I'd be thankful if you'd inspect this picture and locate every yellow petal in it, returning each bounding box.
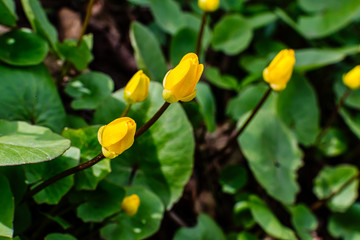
[122,194,140,216]
[163,89,179,103]
[101,118,129,147]
[179,89,197,102]
[343,65,360,90]
[102,147,119,159]
[97,125,105,145]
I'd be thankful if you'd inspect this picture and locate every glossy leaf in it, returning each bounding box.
[77,182,125,222]
[328,203,360,240]
[174,214,226,240]
[0,176,14,238]
[130,22,168,82]
[237,232,259,240]
[100,185,164,240]
[57,36,94,71]
[318,128,348,157]
[248,195,296,240]
[219,165,247,194]
[148,0,186,35]
[205,67,239,91]
[212,14,253,55]
[297,0,340,12]
[0,29,48,66]
[248,12,277,29]
[45,233,77,240]
[314,165,359,212]
[23,147,79,204]
[290,204,318,240]
[0,120,70,166]
[21,0,58,51]
[65,71,114,110]
[239,104,303,205]
[334,80,360,110]
[295,49,345,71]
[62,126,111,190]
[170,28,196,67]
[0,0,17,26]
[94,82,194,208]
[0,64,66,133]
[340,108,360,140]
[277,74,320,146]
[196,82,216,132]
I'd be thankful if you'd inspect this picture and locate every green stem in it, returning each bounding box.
[121,104,132,117]
[195,12,207,56]
[315,88,351,145]
[58,0,95,84]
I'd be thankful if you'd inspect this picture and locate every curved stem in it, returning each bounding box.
[316,88,351,145]
[23,153,104,201]
[310,172,360,210]
[195,12,207,56]
[212,87,272,158]
[121,104,132,117]
[135,102,170,139]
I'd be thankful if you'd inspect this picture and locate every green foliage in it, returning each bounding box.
[174,214,226,240]
[290,204,318,240]
[196,82,216,132]
[94,82,194,208]
[65,71,114,110]
[0,120,70,166]
[219,165,247,194]
[100,185,164,240]
[0,176,14,238]
[328,203,360,240]
[0,0,17,26]
[130,22,168,82]
[0,64,66,133]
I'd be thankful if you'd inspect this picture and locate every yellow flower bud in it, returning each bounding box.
[163,53,204,103]
[263,49,296,91]
[198,0,220,12]
[343,65,360,90]
[124,70,150,104]
[97,117,136,159]
[122,194,140,216]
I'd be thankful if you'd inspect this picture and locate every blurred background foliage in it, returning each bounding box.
[0,0,360,239]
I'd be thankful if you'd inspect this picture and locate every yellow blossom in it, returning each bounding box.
[263,49,296,91]
[343,65,360,90]
[122,194,140,216]
[198,0,220,12]
[97,117,136,159]
[162,53,204,103]
[124,70,150,104]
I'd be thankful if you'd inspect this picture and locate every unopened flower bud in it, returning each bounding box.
[122,194,140,216]
[124,70,150,104]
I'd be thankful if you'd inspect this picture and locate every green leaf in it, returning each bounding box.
[239,55,268,74]
[174,214,226,240]
[21,0,58,52]
[130,22,168,82]
[170,28,197,67]
[277,74,320,146]
[76,181,125,222]
[290,204,318,240]
[226,84,268,121]
[23,147,79,204]
[239,104,303,205]
[0,0,17,26]
[0,64,66,133]
[318,128,348,157]
[297,0,341,12]
[196,82,216,132]
[328,203,360,240]
[313,165,359,212]
[94,82,194,208]
[340,108,360,140]
[45,233,77,240]
[183,13,212,48]
[248,12,277,29]
[57,36,94,71]
[0,28,48,66]
[212,14,253,55]
[236,232,259,240]
[297,0,360,39]
[62,126,111,190]
[204,67,239,91]
[100,185,164,240]
[148,0,186,35]
[65,71,114,110]
[233,196,255,229]
[334,80,360,110]
[295,49,345,71]
[0,176,14,238]
[248,195,296,240]
[0,120,70,166]
[219,165,247,194]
